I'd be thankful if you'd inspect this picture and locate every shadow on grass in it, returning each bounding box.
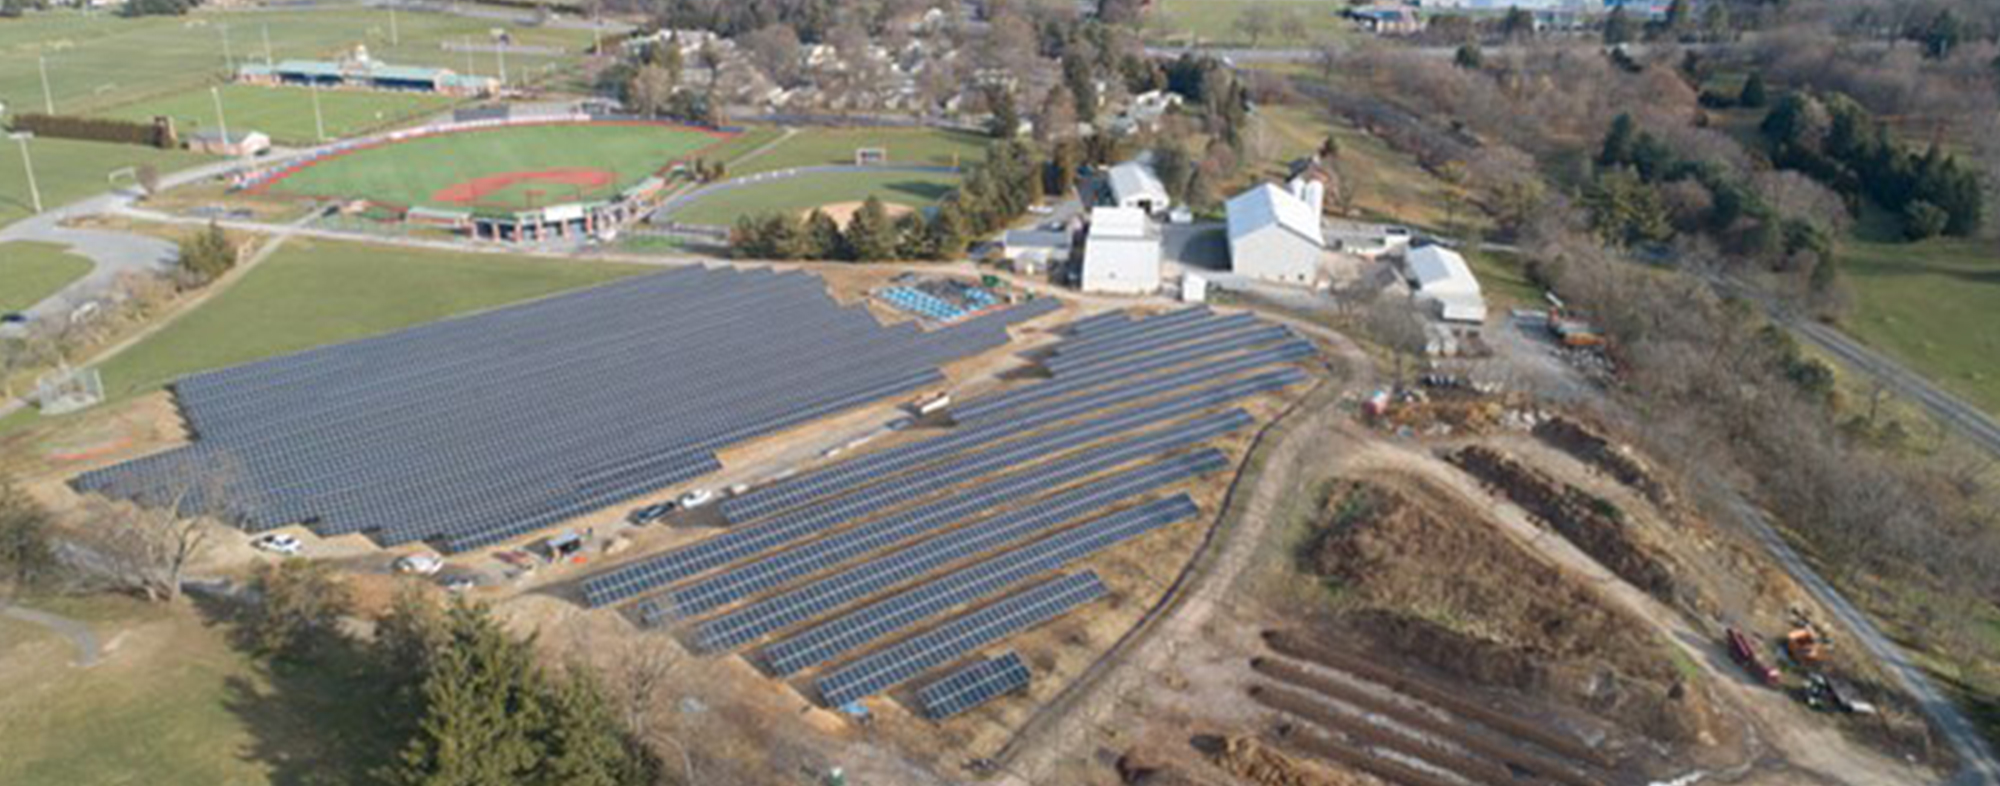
[191,593,405,786]
[881,180,955,203]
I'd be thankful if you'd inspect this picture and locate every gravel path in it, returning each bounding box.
[2,604,102,668]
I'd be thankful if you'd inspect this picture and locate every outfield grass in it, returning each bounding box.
[731,126,990,176]
[0,241,94,313]
[102,84,457,146]
[1838,214,2000,416]
[96,238,653,399]
[269,123,725,209]
[0,137,212,229]
[0,596,398,786]
[667,170,960,225]
[1146,0,1352,48]
[0,8,592,118]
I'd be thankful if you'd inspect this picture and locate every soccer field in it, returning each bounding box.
[0,137,212,229]
[267,123,727,210]
[102,84,457,146]
[0,242,94,314]
[667,170,960,225]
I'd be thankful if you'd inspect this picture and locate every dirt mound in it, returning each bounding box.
[1202,735,1375,786]
[1445,446,1681,604]
[1532,416,1672,507]
[1303,477,1714,746]
[802,200,915,225]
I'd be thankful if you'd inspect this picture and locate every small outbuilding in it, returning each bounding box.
[1405,244,1487,324]
[1105,160,1171,216]
[186,129,271,157]
[1225,183,1324,285]
[1080,207,1161,295]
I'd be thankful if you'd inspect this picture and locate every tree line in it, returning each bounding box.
[1760,90,1984,240]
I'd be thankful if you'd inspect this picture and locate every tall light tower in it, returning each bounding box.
[10,132,43,215]
[310,80,327,142]
[37,55,54,114]
[210,86,231,150]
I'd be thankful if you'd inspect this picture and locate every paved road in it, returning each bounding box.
[2,604,102,667]
[1791,318,2000,458]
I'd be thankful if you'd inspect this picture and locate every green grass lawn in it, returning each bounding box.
[95,238,653,399]
[0,8,591,118]
[1462,247,1542,308]
[1146,0,1353,48]
[0,137,212,229]
[0,241,94,313]
[101,84,457,146]
[730,126,990,176]
[0,596,398,786]
[1254,102,1487,235]
[1837,213,2000,416]
[269,123,725,209]
[666,170,960,225]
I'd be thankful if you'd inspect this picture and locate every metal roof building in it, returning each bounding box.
[1080,207,1161,295]
[1106,160,1170,215]
[1225,183,1324,285]
[1406,244,1487,324]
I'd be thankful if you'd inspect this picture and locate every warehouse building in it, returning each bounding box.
[1225,183,1325,285]
[1105,160,1170,216]
[1080,207,1161,295]
[1405,244,1487,324]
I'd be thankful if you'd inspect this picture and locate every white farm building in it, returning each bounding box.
[1106,160,1171,215]
[1406,245,1488,324]
[1080,207,1161,295]
[1225,183,1325,285]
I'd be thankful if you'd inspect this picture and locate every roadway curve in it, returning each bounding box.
[1791,318,2000,458]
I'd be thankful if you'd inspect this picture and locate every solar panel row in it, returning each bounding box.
[1062,310,1129,336]
[761,494,1197,676]
[723,344,1309,522]
[581,401,1264,609]
[917,651,1030,720]
[74,269,1052,551]
[686,449,1226,650]
[1053,307,1210,355]
[815,571,1108,707]
[949,329,1310,423]
[1044,320,1280,377]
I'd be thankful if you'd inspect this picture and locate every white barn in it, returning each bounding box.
[1406,245,1488,324]
[1080,207,1161,295]
[1225,183,1324,285]
[1106,160,1171,215]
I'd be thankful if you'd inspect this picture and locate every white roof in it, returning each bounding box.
[1088,206,1153,240]
[1423,291,1488,324]
[1107,161,1168,205]
[1406,245,1481,297]
[1225,183,1323,248]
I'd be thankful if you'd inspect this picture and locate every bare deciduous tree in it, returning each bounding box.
[76,456,246,602]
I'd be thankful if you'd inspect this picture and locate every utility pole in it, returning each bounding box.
[210,86,230,151]
[262,24,274,68]
[310,80,326,142]
[220,23,235,71]
[37,55,53,114]
[497,41,508,86]
[10,133,42,214]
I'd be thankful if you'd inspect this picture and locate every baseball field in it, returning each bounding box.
[264,122,728,211]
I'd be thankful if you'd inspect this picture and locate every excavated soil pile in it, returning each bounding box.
[1532,416,1672,508]
[1305,478,1712,746]
[1205,735,1376,786]
[1446,446,1680,604]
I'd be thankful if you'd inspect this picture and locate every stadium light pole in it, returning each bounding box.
[220,23,235,72]
[310,81,326,142]
[389,5,400,47]
[262,23,273,68]
[10,132,42,215]
[496,41,508,86]
[210,86,231,151]
[37,55,53,114]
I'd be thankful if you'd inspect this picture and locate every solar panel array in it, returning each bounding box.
[761,494,1197,676]
[688,451,1226,651]
[918,652,1030,720]
[816,571,1108,707]
[72,268,1056,552]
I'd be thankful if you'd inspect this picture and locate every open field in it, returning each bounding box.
[729,126,989,176]
[267,123,726,210]
[101,83,457,146]
[0,241,93,313]
[0,136,211,228]
[1146,0,1352,48]
[1837,213,2000,417]
[666,169,959,225]
[1462,247,1542,308]
[95,238,652,400]
[0,9,592,118]
[0,596,396,786]
[1256,102,1488,234]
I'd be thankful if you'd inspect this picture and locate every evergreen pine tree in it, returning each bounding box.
[847,197,897,262]
[1598,113,1637,168]
[386,604,548,786]
[1738,72,1767,108]
[928,199,970,257]
[534,665,643,786]
[1603,6,1634,45]
[804,209,847,260]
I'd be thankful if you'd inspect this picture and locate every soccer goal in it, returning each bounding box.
[35,365,104,415]
[854,147,888,166]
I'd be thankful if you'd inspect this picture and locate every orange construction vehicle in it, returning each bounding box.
[1787,627,1827,667]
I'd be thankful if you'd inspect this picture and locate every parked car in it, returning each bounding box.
[1,313,28,325]
[678,488,717,508]
[439,575,477,593]
[251,533,302,555]
[627,501,677,525]
[394,552,445,575]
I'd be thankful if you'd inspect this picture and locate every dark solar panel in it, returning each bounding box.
[918,651,1029,719]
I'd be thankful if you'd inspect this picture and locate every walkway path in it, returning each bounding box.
[1,603,101,667]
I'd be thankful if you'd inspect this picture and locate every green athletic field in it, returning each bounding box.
[1839,209,2000,417]
[666,170,960,225]
[267,123,725,210]
[101,84,457,146]
[0,137,212,229]
[0,8,592,118]
[0,241,94,314]
[731,126,991,176]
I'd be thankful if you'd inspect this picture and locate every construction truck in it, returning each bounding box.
[1786,626,1827,667]
[1727,627,1781,686]
[1544,293,1606,348]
